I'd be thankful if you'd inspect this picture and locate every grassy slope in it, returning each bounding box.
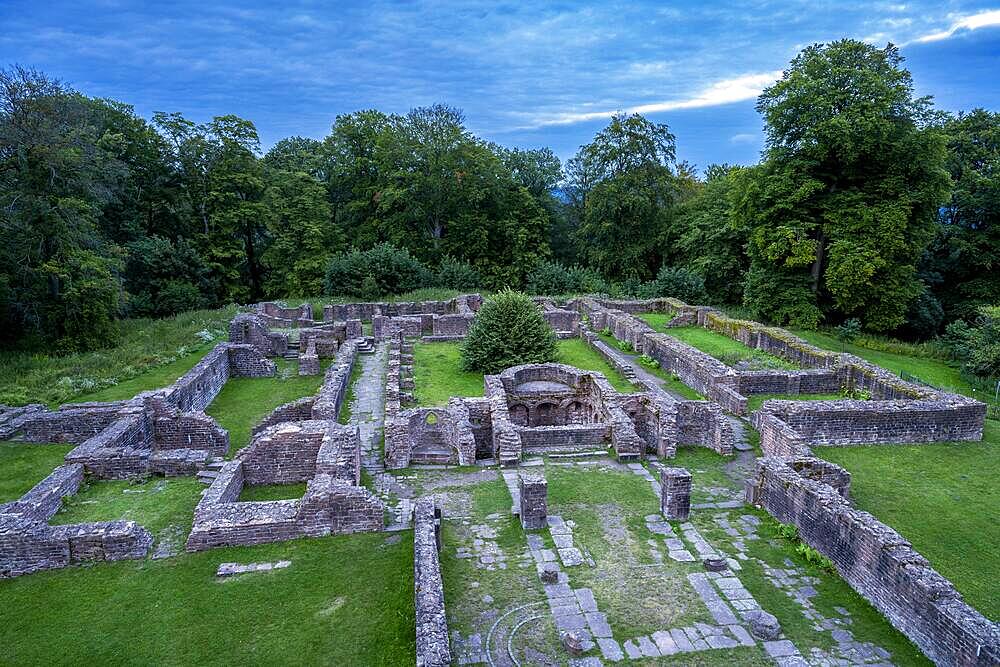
[633,312,675,331]
[0,442,75,503]
[817,420,999,621]
[76,345,215,403]
[0,306,236,407]
[411,339,638,406]
[0,532,415,666]
[664,326,798,370]
[206,360,327,456]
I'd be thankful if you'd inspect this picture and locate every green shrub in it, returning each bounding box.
[637,354,660,369]
[616,339,635,353]
[525,260,609,296]
[435,257,481,290]
[795,544,836,572]
[776,523,799,541]
[942,306,1000,379]
[834,318,862,342]
[324,243,430,298]
[460,289,557,374]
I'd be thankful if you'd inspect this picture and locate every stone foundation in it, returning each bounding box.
[518,471,548,529]
[660,467,692,521]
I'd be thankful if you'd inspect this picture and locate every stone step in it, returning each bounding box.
[196,470,218,485]
[546,450,610,460]
[205,458,226,471]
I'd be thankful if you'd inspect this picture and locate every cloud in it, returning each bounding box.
[911,9,1000,44]
[730,133,758,144]
[518,70,782,128]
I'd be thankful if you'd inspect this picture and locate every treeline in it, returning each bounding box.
[1,39,998,374]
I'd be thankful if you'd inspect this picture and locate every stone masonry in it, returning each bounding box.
[518,470,548,529]
[414,497,450,667]
[660,466,692,521]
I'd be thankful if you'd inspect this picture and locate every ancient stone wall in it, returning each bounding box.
[297,476,383,536]
[747,456,1000,667]
[227,344,278,377]
[414,498,451,667]
[159,344,232,412]
[7,402,125,444]
[516,424,607,451]
[251,397,316,438]
[485,375,521,466]
[311,341,358,420]
[236,421,328,485]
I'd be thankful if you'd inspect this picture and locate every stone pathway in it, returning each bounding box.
[348,341,388,474]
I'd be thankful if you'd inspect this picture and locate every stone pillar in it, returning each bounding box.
[660,467,692,521]
[518,471,547,529]
[298,339,320,376]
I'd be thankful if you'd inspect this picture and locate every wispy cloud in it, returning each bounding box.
[910,9,1000,44]
[516,71,782,128]
[730,133,758,144]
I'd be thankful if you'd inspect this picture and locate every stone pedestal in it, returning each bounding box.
[660,467,692,521]
[518,471,548,530]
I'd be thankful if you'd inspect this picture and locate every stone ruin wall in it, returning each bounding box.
[747,456,1000,667]
[186,421,381,552]
[414,498,450,667]
[0,464,152,578]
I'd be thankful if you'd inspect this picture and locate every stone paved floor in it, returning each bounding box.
[348,342,387,473]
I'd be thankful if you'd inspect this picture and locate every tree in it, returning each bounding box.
[124,236,211,317]
[733,40,951,330]
[262,170,341,296]
[674,164,749,304]
[568,113,677,281]
[926,109,1000,323]
[0,66,123,351]
[323,243,429,297]
[461,290,557,374]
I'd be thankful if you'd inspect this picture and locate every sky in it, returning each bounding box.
[2,1,999,172]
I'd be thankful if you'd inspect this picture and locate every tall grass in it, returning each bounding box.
[0,306,237,407]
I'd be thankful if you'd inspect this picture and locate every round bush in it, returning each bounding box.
[461,289,558,374]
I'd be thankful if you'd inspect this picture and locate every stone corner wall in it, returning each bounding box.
[414,497,450,667]
[518,470,548,529]
[746,455,1000,667]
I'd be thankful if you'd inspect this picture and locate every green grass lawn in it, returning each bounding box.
[51,476,204,537]
[0,531,415,665]
[634,311,676,331]
[745,392,844,413]
[0,306,236,408]
[411,339,638,406]
[665,326,798,370]
[239,482,308,502]
[0,442,75,503]
[206,360,327,455]
[817,420,999,621]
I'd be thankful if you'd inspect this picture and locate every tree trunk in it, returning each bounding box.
[810,229,826,293]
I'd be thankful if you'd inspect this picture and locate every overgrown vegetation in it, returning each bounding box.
[665,326,798,370]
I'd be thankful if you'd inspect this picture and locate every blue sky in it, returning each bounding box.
[2,1,999,172]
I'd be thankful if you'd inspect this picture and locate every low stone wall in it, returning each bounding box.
[517,424,607,450]
[6,402,125,444]
[747,456,1000,666]
[311,341,358,420]
[518,471,547,529]
[485,375,521,466]
[414,498,450,667]
[660,467,691,521]
[160,344,232,411]
[756,397,986,450]
[0,464,152,578]
[236,421,329,485]
[251,397,316,438]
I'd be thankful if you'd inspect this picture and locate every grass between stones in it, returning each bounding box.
[634,311,676,331]
[338,357,364,424]
[664,326,799,370]
[238,482,309,502]
[51,476,204,537]
[680,451,931,665]
[411,339,639,407]
[206,359,328,456]
[0,531,415,666]
[744,393,844,413]
[816,420,1000,621]
[0,441,75,503]
[596,331,705,400]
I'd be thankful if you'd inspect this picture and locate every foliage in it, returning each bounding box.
[124,237,211,317]
[460,289,558,374]
[566,113,677,280]
[434,256,481,290]
[524,260,609,295]
[637,265,708,303]
[733,41,951,331]
[942,305,1000,379]
[324,243,430,298]
[637,354,660,369]
[834,318,862,342]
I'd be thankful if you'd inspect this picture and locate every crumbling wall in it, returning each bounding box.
[747,456,1000,667]
[414,498,450,667]
[236,421,327,485]
[485,375,521,466]
[6,402,125,444]
[251,397,316,438]
[518,471,547,529]
[311,341,358,420]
